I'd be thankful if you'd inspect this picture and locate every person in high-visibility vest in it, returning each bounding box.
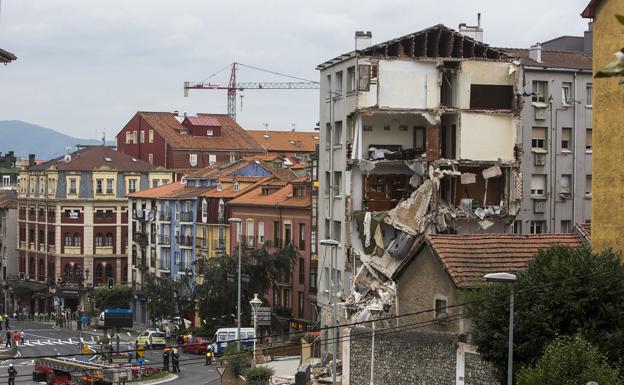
[205,345,214,365]
[82,344,90,355]
[136,344,145,362]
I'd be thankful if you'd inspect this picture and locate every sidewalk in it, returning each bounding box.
[25,319,144,342]
[259,356,301,385]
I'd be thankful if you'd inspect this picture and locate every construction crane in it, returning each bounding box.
[184,62,320,121]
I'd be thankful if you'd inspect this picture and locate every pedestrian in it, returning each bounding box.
[19,330,24,346]
[162,347,170,372]
[13,331,19,347]
[172,348,180,373]
[4,331,10,348]
[165,326,171,342]
[4,315,9,330]
[7,364,16,385]
[205,345,213,365]
[148,334,153,351]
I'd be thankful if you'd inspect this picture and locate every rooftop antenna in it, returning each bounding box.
[102,131,106,146]
[291,123,296,132]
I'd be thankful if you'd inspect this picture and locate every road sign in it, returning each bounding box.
[252,306,272,326]
[216,365,226,377]
[104,309,133,328]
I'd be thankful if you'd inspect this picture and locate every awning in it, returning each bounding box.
[57,289,80,299]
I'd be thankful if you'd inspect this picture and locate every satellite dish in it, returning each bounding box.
[64,154,72,163]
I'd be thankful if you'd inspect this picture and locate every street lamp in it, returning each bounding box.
[320,239,339,385]
[228,217,243,352]
[484,272,517,385]
[249,293,262,363]
[368,302,383,385]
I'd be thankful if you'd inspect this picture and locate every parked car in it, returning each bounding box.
[135,329,166,349]
[182,336,212,354]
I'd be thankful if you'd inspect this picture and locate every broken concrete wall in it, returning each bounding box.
[459,113,515,161]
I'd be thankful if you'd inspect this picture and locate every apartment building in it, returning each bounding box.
[228,175,317,330]
[15,146,171,314]
[0,190,17,313]
[0,152,36,189]
[504,45,593,234]
[116,112,264,179]
[316,25,522,347]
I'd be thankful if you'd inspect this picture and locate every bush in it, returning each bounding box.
[517,335,621,385]
[223,344,252,376]
[244,366,274,385]
[289,331,305,343]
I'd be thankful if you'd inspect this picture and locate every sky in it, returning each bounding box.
[0,0,591,139]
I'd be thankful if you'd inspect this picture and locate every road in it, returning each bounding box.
[0,321,220,385]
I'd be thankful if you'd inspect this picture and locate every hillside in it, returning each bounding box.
[0,120,115,160]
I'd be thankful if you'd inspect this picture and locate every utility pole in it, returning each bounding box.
[320,239,340,385]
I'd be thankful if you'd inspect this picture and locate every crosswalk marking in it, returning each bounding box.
[22,339,99,347]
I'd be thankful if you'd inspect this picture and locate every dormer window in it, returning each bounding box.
[216,182,223,192]
[294,186,306,197]
[262,187,270,195]
[233,181,240,192]
[207,129,213,136]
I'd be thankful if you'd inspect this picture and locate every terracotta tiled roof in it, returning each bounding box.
[426,233,584,289]
[185,116,220,127]
[291,162,309,170]
[228,182,310,208]
[138,112,263,152]
[128,182,212,199]
[502,48,592,70]
[202,177,272,199]
[247,130,319,153]
[217,176,264,183]
[31,146,159,172]
[0,190,17,209]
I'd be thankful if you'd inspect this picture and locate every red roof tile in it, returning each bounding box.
[32,146,159,172]
[575,223,591,246]
[247,130,319,153]
[0,190,17,209]
[426,233,584,288]
[502,48,592,70]
[228,182,311,208]
[185,116,221,127]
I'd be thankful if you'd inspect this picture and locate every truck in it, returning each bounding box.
[33,357,131,385]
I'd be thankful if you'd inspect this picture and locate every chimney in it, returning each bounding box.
[458,13,483,42]
[529,43,542,63]
[355,31,372,51]
[584,21,593,57]
[28,154,35,166]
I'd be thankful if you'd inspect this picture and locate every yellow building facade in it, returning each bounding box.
[584,0,624,252]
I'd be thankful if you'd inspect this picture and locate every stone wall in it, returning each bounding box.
[346,328,498,385]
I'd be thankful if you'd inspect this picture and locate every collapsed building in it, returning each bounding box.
[315,25,524,343]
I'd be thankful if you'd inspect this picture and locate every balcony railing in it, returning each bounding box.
[158,235,170,245]
[179,212,193,223]
[176,235,193,247]
[159,213,171,221]
[160,258,171,270]
[133,232,148,245]
[38,243,45,252]
[48,245,56,253]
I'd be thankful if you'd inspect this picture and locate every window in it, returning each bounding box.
[229,152,236,162]
[233,181,240,192]
[218,227,225,249]
[148,129,154,143]
[273,288,281,307]
[106,179,114,194]
[298,291,305,318]
[531,175,547,197]
[586,175,592,197]
[258,222,265,244]
[273,221,281,247]
[560,174,572,195]
[69,178,77,194]
[333,221,341,242]
[311,230,317,254]
[284,223,292,245]
[434,298,448,320]
[530,221,546,234]
[125,132,131,144]
[333,171,342,196]
[106,233,113,246]
[561,220,572,233]
[334,71,343,94]
[2,175,10,187]
[152,179,159,188]
[139,131,145,143]
[325,123,331,148]
[208,154,217,164]
[189,153,198,167]
[148,153,153,164]
[246,219,254,246]
[128,179,137,193]
[294,186,306,197]
[95,233,103,247]
[73,233,81,247]
[532,80,548,103]
[325,74,331,97]
[96,179,103,194]
[512,220,522,235]
[206,129,213,136]
[586,129,592,151]
[561,82,572,105]
[346,66,356,92]
[324,172,331,195]
[334,120,342,145]
[284,288,291,308]
[310,263,317,292]
[586,83,592,106]
[414,126,426,154]
[532,127,547,150]
[298,223,306,250]
[561,127,572,151]
[298,258,305,285]
[133,131,138,144]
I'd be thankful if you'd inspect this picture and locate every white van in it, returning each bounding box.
[212,327,256,354]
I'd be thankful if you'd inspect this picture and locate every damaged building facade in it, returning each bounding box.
[316,25,523,352]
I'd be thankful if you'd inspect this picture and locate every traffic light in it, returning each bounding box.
[107,278,113,289]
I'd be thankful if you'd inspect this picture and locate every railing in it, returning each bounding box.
[133,232,148,245]
[159,258,171,270]
[176,235,193,247]
[159,213,171,221]
[158,235,170,245]
[179,212,193,222]
[38,243,45,252]
[48,245,56,253]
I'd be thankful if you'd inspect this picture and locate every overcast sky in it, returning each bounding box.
[0,0,591,139]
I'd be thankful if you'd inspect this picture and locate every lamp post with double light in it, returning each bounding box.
[249,293,262,363]
[228,217,243,352]
[320,239,340,385]
[483,272,517,385]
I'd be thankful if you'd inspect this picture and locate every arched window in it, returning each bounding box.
[64,233,71,246]
[233,181,240,192]
[201,199,208,222]
[105,233,113,246]
[63,263,71,279]
[95,233,103,247]
[105,264,113,278]
[73,233,81,247]
[95,263,103,278]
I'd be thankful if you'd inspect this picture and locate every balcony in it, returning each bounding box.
[64,246,81,255]
[48,245,56,254]
[179,212,193,223]
[133,232,148,246]
[158,235,170,245]
[159,213,171,221]
[38,243,45,252]
[176,235,193,247]
[19,241,25,249]
[29,242,35,250]
[95,246,114,255]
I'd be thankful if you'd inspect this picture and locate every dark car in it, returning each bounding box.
[182,336,211,354]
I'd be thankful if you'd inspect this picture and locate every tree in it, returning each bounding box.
[466,246,624,381]
[142,273,178,322]
[517,335,621,385]
[94,285,133,310]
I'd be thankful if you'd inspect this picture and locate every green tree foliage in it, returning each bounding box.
[517,335,621,385]
[142,273,194,322]
[466,246,624,381]
[244,366,275,385]
[223,344,252,377]
[94,285,133,309]
[595,15,624,82]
